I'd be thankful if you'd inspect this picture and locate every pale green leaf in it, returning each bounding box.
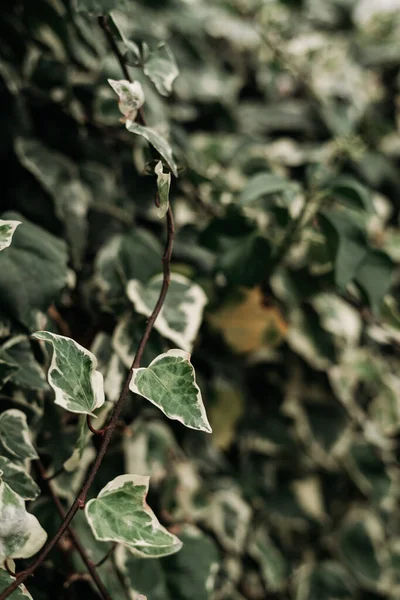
[143,43,179,96]
[155,161,170,218]
[239,173,291,205]
[0,475,47,561]
[85,474,182,556]
[129,349,212,433]
[319,209,368,289]
[0,568,33,600]
[0,457,40,501]
[354,250,394,314]
[126,123,178,177]
[0,410,38,461]
[0,220,20,252]
[108,79,145,123]
[205,489,252,553]
[0,212,68,330]
[32,331,105,416]
[127,273,207,352]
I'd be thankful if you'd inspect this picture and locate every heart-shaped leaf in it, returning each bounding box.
[0,457,40,501]
[85,474,182,557]
[129,349,212,433]
[32,331,105,416]
[0,410,38,461]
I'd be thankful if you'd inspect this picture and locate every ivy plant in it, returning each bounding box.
[0,0,400,599]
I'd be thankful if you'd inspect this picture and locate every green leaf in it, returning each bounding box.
[0,336,48,391]
[116,546,170,600]
[0,409,38,461]
[0,359,18,391]
[354,250,394,314]
[155,161,171,218]
[95,228,163,309]
[126,123,178,177]
[127,273,207,352]
[73,0,131,12]
[239,173,291,205]
[0,568,33,600]
[0,457,40,501]
[15,138,91,269]
[0,212,68,329]
[248,527,288,592]
[319,209,368,289]
[339,513,384,588]
[217,233,270,287]
[329,176,374,213]
[0,475,47,561]
[294,561,355,600]
[0,220,20,252]
[129,349,212,433]
[163,525,220,600]
[205,489,252,553]
[143,43,179,97]
[85,474,182,557]
[32,331,105,416]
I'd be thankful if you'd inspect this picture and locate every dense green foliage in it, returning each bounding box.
[0,0,400,598]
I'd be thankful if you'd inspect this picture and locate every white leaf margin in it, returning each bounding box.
[0,220,21,252]
[85,473,183,552]
[129,349,212,433]
[32,331,105,417]
[0,475,47,562]
[127,273,207,352]
[0,409,38,460]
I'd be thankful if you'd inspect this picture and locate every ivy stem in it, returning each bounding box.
[94,543,117,568]
[3,561,15,577]
[0,205,175,600]
[36,460,111,600]
[0,17,176,599]
[86,414,108,436]
[98,15,146,126]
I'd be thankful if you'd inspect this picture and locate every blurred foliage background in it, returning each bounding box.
[1,0,400,598]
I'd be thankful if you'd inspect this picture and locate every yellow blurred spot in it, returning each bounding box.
[208,287,287,353]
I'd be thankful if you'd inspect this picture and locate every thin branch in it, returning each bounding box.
[95,544,117,568]
[0,17,176,599]
[36,460,111,600]
[0,205,175,600]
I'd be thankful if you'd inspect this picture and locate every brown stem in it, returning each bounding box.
[95,543,117,568]
[3,561,15,577]
[36,460,111,600]
[0,15,176,598]
[0,206,175,600]
[86,414,107,436]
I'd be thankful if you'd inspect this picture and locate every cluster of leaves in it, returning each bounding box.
[1,0,400,598]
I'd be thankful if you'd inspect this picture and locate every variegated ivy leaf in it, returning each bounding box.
[127,273,207,352]
[108,79,145,126]
[143,42,179,96]
[205,489,252,553]
[0,457,40,501]
[0,359,18,391]
[0,568,33,600]
[32,331,105,416]
[0,475,47,562]
[85,474,182,557]
[126,123,178,177]
[155,161,170,218]
[0,409,38,461]
[0,220,20,252]
[129,350,212,433]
